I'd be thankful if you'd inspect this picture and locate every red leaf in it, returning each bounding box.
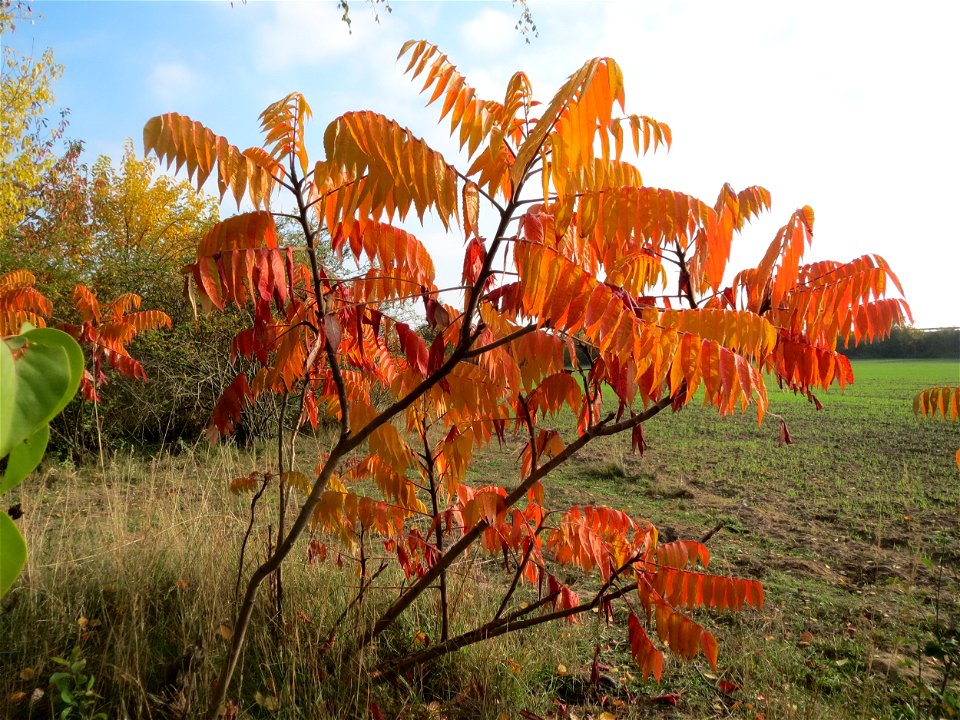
[208,373,252,441]
[521,205,545,244]
[324,314,342,352]
[303,385,318,430]
[628,612,664,682]
[396,322,429,376]
[423,294,451,331]
[718,679,741,695]
[778,419,793,446]
[650,691,682,705]
[632,423,647,455]
[462,236,486,287]
[104,348,147,381]
[195,257,224,309]
[428,334,446,376]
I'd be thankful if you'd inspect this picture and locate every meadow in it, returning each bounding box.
[1,359,957,719]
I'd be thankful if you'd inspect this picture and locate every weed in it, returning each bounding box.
[48,648,108,720]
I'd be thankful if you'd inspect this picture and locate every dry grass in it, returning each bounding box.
[0,447,577,719]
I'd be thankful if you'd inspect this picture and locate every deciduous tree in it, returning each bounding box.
[86,140,219,318]
[144,40,910,715]
[0,2,67,236]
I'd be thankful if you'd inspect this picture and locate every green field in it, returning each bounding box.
[1,360,957,719]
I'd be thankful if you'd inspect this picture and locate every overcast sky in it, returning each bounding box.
[7,0,959,330]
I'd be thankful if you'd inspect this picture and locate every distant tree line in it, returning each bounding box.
[843,325,959,359]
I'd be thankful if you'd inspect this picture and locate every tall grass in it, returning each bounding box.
[1,448,577,719]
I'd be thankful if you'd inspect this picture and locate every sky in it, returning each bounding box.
[5,0,960,330]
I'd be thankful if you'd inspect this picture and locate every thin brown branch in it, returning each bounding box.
[464,324,537,358]
[378,550,645,678]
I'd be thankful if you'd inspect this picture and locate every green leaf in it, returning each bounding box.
[21,327,84,419]
[924,640,947,660]
[0,424,49,494]
[2,328,82,459]
[0,342,15,459]
[0,511,27,596]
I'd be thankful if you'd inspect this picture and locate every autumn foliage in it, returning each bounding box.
[142,40,910,715]
[914,385,960,469]
[0,269,171,401]
[0,269,52,336]
[58,284,171,401]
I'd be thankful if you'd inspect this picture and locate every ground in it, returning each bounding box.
[1,359,957,719]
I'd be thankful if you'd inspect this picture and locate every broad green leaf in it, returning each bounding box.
[5,329,82,454]
[0,511,26,596]
[0,341,16,458]
[22,327,83,416]
[0,424,49,494]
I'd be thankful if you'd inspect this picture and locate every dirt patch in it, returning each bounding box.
[669,482,951,593]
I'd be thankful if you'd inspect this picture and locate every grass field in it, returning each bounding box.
[1,359,957,719]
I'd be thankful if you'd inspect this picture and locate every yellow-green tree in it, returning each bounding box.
[5,140,219,322]
[86,140,219,318]
[0,2,67,236]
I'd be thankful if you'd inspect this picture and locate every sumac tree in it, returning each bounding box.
[143,41,910,716]
[0,271,172,459]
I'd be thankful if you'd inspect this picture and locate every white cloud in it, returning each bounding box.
[147,61,201,107]
[458,7,520,57]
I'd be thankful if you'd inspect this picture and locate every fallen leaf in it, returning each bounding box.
[6,691,26,704]
[556,663,569,676]
[19,667,35,681]
[254,691,280,712]
[650,691,682,705]
[798,631,814,647]
[718,679,741,694]
[217,623,233,641]
[599,712,616,720]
